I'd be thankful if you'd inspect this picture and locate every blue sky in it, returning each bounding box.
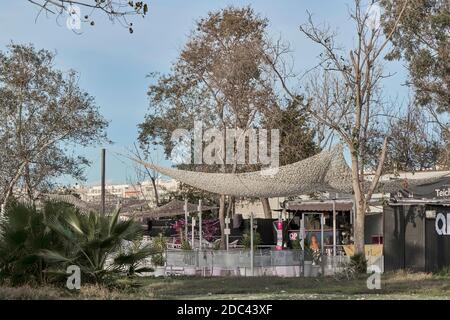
[0,0,409,186]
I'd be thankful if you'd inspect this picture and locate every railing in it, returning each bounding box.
[164,249,304,276]
[163,249,384,277]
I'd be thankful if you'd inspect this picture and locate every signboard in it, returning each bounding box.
[395,176,450,200]
[436,213,450,235]
[289,231,298,241]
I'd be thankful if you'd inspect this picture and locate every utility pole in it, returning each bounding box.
[101,148,106,215]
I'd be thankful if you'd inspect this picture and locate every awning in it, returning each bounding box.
[286,201,354,212]
[131,145,448,198]
[126,199,218,219]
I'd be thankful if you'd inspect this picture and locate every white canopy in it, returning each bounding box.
[133,145,447,198]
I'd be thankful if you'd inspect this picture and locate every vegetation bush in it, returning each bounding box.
[0,202,71,285]
[0,201,153,286]
[435,266,450,278]
[350,253,367,274]
[181,239,192,251]
[150,234,167,267]
[242,230,261,249]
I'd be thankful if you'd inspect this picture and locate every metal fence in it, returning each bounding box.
[162,249,384,277]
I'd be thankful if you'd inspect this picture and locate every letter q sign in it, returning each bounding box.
[435,213,450,236]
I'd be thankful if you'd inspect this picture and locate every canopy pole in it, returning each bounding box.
[191,217,195,249]
[184,199,188,241]
[101,148,106,215]
[198,200,202,250]
[333,199,337,256]
[301,213,305,277]
[250,212,254,277]
[320,213,324,255]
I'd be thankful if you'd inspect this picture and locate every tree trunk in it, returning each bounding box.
[260,197,272,219]
[353,197,366,255]
[219,194,226,249]
[150,177,159,207]
[350,151,365,255]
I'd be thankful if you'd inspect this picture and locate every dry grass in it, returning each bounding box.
[1,271,450,300]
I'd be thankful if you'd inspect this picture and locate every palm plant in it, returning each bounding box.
[113,240,154,276]
[40,207,149,283]
[0,202,69,285]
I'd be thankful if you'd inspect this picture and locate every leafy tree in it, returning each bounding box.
[262,97,319,166]
[139,7,293,246]
[381,0,449,113]
[385,104,445,171]
[0,43,108,212]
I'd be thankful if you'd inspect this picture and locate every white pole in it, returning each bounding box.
[225,216,230,251]
[250,212,254,277]
[198,200,202,250]
[333,199,337,256]
[301,213,305,276]
[184,199,188,241]
[320,213,324,255]
[191,217,195,249]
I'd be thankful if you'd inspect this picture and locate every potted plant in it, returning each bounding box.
[151,234,167,277]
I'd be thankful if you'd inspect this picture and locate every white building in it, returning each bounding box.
[76,179,179,204]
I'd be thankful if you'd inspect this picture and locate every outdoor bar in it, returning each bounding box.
[126,147,450,277]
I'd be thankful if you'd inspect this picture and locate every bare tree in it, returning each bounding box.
[264,0,409,254]
[128,142,161,207]
[27,0,149,32]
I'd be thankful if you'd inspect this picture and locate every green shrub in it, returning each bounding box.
[0,202,71,285]
[151,234,167,266]
[350,253,367,274]
[242,230,261,249]
[181,240,192,251]
[291,239,301,249]
[113,240,154,276]
[0,201,153,285]
[435,266,450,278]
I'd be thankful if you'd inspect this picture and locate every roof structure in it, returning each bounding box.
[124,199,218,219]
[286,200,354,212]
[132,145,448,198]
[42,194,151,214]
